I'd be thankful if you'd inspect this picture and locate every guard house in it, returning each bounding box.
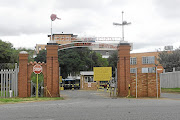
[80,71,97,90]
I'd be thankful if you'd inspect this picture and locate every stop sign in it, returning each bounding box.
[33,64,42,74]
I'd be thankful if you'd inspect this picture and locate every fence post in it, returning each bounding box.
[15,63,18,97]
[156,67,158,99]
[6,69,8,97]
[136,67,138,98]
[3,70,5,97]
[0,70,3,97]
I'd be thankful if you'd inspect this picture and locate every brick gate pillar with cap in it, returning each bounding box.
[46,43,60,97]
[18,51,29,97]
[117,43,131,97]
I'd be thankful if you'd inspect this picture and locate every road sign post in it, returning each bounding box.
[33,64,43,98]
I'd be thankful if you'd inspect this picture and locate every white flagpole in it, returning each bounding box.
[51,20,52,41]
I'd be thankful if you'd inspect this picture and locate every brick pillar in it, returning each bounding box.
[18,51,29,97]
[46,43,60,97]
[117,43,131,97]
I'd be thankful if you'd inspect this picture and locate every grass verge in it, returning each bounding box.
[0,97,64,104]
[161,88,180,93]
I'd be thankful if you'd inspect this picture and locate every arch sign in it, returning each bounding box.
[33,64,42,74]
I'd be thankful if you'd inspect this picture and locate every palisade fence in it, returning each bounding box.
[160,69,180,88]
[0,63,18,98]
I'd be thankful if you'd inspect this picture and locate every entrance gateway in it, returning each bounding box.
[18,42,160,98]
[18,42,131,97]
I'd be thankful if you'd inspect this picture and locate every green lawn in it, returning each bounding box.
[0,97,64,104]
[161,88,180,93]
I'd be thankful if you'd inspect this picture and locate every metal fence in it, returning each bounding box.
[0,63,18,98]
[160,71,180,88]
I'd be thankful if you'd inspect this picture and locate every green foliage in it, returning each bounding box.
[108,51,118,71]
[158,49,180,72]
[31,72,44,83]
[59,48,91,78]
[58,48,108,78]
[34,47,109,78]
[96,53,108,67]
[0,40,17,63]
[0,97,64,104]
[0,39,35,64]
[161,88,180,93]
[34,50,46,63]
[16,47,35,62]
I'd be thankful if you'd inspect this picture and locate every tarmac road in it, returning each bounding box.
[0,90,180,120]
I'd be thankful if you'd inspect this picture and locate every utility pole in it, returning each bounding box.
[113,11,131,42]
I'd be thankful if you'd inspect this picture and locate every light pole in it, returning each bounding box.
[113,11,131,42]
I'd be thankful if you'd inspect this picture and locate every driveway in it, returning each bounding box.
[0,90,179,120]
[161,93,180,100]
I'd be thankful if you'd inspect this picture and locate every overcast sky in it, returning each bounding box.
[0,0,180,53]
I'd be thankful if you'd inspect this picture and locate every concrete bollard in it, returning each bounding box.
[9,90,12,98]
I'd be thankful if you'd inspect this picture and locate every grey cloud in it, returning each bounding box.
[0,0,107,36]
[133,30,180,50]
[0,12,49,36]
[54,0,109,9]
[153,0,180,19]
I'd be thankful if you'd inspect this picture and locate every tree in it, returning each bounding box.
[35,47,109,78]
[58,48,95,78]
[158,49,180,72]
[34,50,46,63]
[16,47,35,62]
[96,53,109,67]
[108,51,118,71]
[0,40,17,63]
[31,72,44,83]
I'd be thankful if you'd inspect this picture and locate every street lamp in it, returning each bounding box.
[113,11,131,42]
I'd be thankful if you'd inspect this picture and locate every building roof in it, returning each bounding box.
[80,71,94,76]
[47,34,78,37]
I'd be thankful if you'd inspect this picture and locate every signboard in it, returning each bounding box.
[93,67,112,81]
[33,64,42,74]
[88,83,91,87]
[59,42,92,50]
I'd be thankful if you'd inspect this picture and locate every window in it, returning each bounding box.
[130,57,137,65]
[130,68,137,73]
[84,76,94,83]
[106,51,109,55]
[38,46,41,51]
[142,67,155,73]
[142,56,155,64]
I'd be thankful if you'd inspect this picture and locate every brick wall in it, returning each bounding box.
[130,73,160,97]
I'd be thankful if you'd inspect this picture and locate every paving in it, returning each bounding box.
[161,93,180,100]
[0,90,180,120]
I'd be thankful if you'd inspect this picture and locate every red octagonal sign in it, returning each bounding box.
[33,64,42,74]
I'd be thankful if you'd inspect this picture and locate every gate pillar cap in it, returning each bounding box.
[19,51,28,54]
[47,43,58,45]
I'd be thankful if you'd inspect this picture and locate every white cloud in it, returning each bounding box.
[0,0,180,52]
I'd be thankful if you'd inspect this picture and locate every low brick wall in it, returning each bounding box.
[130,73,160,97]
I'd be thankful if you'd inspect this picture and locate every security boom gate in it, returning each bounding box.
[0,63,18,98]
